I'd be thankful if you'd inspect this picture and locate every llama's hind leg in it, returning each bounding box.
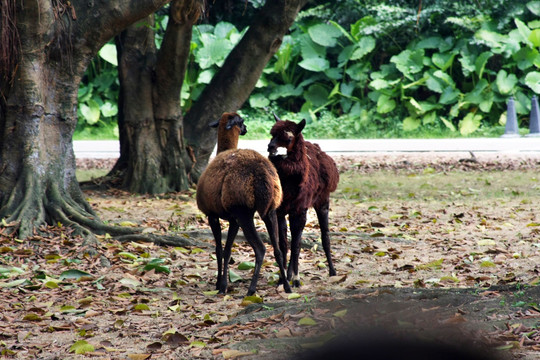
[219,220,239,294]
[315,201,336,277]
[289,210,307,287]
[208,216,226,292]
[235,211,266,296]
[262,209,292,293]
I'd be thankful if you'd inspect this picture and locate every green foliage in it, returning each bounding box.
[77,0,540,139]
[76,43,119,139]
[246,0,540,136]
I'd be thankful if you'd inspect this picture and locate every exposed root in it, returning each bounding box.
[114,233,211,248]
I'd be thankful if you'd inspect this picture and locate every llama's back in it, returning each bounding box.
[197,149,282,219]
[306,142,339,195]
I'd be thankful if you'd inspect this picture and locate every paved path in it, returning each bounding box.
[74,138,540,159]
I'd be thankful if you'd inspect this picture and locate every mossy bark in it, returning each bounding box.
[112,0,309,192]
[0,0,169,240]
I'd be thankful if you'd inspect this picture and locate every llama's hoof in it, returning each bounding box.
[292,279,301,287]
[283,283,292,293]
[329,269,337,277]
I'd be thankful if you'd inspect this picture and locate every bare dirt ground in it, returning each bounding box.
[1,152,540,359]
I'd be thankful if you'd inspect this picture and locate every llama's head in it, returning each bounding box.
[267,113,306,157]
[210,112,247,153]
[209,112,247,135]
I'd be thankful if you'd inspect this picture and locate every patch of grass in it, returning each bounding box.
[74,122,119,140]
[335,170,540,203]
[76,169,108,182]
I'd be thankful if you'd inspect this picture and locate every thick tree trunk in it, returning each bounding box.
[112,0,201,194]
[0,0,169,239]
[113,0,308,193]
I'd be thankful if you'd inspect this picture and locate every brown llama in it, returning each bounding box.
[196,112,291,296]
[267,114,339,287]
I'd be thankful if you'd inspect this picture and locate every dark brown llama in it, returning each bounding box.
[267,114,339,287]
[196,113,291,296]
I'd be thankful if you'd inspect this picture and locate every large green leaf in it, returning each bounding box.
[308,23,342,47]
[98,44,117,66]
[391,49,425,79]
[459,113,482,136]
[513,47,540,70]
[474,29,508,49]
[527,1,540,16]
[417,36,445,49]
[515,18,533,46]
[529,29,540,47]
[440,116,456,132]
[432,52,456,71]
[474,52,492,79]
[300,34,326,60]
[350,16,376,41]
[269,84,303,100]
[458,52,476,76]
[249,93,270,108]
[495,69,518,95]
[100,101,118,117]
[195,37,232,69]
[369,78,389,90]
[79,100,100,125]
[525,71,540,93]
[350,36,376,60]
[214,22,237,39]
[304,84,329,107]
[440,86,460,105]
[377,94,396,114]
[197,69,214,84]
[299,57,329,72]
[426,75,444,93]
[403,117,420,131]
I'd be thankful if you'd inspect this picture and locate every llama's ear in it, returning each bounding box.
[272,112,281,122]
[209,120,220,128]
[296,119,306,134]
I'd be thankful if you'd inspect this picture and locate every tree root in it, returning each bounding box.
[114,233,211,248]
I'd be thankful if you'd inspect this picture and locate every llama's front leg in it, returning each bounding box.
[277,215,288,271]
[208,216,224,291]
[315,201,336,277]
[288,210,307,287]
[263,209,292,293]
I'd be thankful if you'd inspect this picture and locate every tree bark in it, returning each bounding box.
[0,0,169,239]
[114,0,308,193]
[184,0,309,181]
[111,0,202,194]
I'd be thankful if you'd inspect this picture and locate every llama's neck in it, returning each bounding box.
[216,126,240,153]
[289,134,306,161]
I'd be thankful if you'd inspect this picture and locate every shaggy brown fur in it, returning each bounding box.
[197,149,282,220]
[196,112,291,295]
[268,116,339,287]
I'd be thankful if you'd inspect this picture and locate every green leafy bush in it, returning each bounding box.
[77,1,540,140]
[248,0,540,136]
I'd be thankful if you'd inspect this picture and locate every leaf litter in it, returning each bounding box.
[1,153,540,358]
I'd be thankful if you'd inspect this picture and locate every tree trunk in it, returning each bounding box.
[0,0,169,239]
[111,0,201,194]
[114,0,308,193]
[184,0,309,181]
